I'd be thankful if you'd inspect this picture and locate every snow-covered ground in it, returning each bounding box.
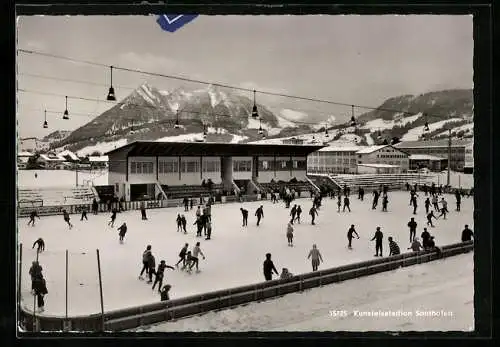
[138,253,473,332]
[435,123,474,138]
[76,139,128,157]
[17,169,109,188]
[361,113,423,131]
[365,133,374,145]
[401,118,463,141]
[18,192,473,317]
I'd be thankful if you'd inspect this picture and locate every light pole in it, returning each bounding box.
[447,128,451,187]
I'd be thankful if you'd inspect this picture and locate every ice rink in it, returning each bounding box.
[136,253,474,332]
[18,190,474,317]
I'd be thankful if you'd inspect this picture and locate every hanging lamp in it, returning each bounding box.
[107,66,116,101]
[43,109,48,128]
[251,89,259,118]
[63,96,69,120]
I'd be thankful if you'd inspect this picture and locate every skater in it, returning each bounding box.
[286,222,294,246]
[371,227,384,257]
[80,206,88,221]
[29,261,43,292]
[307,244,323,271]
[189,242,206,272]
[381,195,388,212]
[181,214,187,233]
[195,206,202,219]
[140,201,148,220]
[190,198,194,210]
[408,217,417,242]
[240,208,248,227]
[437,198,448,219]
[455,189,462,212]
[32,238,45,253]
[347,225,360,249]
[343,196,351,212]
[309,205,318,225]
[62,210,73,229]
[160,284,172,301]
[182,251,194,271]
[27,210,40,227]
[183,197,189,212]
[205,220,212,240]
[295,205,302,224]
[359,187,365,201]
[423,183,428,196]
[176,214,182,232]
[32,274,48,313]
[405,182,410,191]
[424,197,431,214]
[146,252,156,283]
[408,237,423,252]
[432,194,440,212]
[280,268,293,280]
[139,245,152,279]
[427,211,437,227]
[290,205,297,224]
[372,190,380,210]
[263,253,279,281]
[152,260,174,292]
[193,216,204,237]
[388,237,400,256]
[461,224,474,242]
[117,222,127,243]
[92,198,99,215]
[412,196,418,215]
[108,209,117,227]
[255,205,264,226]
[421,228,431,249]
[337,195,342,212]
[176,243,189,267]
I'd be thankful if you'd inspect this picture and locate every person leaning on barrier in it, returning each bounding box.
[280,268,294,280]
[388,237,400,256]
[160,284,171,301]
[408,237,423,252]
[461,224,474,242]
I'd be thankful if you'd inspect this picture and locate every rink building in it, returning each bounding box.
[105,141,323,201]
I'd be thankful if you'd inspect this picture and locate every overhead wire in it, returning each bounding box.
[18,48,431,118]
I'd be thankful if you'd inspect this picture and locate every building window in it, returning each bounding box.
[233,160,252,172]
[293,160,298,169]
[203,160,220,173]
[131,161,153,174]
[182,160,200,173]
[159,160,179,173]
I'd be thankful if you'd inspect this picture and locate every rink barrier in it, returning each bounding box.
[19,241,473,332]
[17,193,268,218]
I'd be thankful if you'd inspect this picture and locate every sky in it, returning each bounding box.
[17,15,473,138]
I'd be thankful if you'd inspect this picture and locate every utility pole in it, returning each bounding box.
[447,128,451,187]
[75,162,79,187]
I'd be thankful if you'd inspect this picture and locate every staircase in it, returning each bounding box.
[18,186,98,207]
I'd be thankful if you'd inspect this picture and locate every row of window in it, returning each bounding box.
[233,160,252,172]
[258,160,306,170]
[376,154,406,159]
[134,160,221,174]
[131,162,154,174]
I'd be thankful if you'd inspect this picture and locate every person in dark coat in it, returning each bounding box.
[108,209,117,227]
[32,238,45,253]
[193,217,204,237]
[118,222,127,243]
[343,196,351,212]
[27,210,40,227]
[421,228,431,249]
[92,198,99,215]
[139,245,152,279]
[255,205,264,226]
[461,225,474,242]
[152,260,175,292]
[290,205,297,224]
[80,206,88,221]
[160,284,171,301]
[29,261,43,292]
[147,252,156,284]
[62,210,73,229]
[407,218,417,242]
[263,253,279,281]
[205,221,212,240]
[32,275,48,312]
[176,243,189,267]
[427,211,437,227]
[240,208,248,227]
[372,190,380,210]
[309,205,318,225]
[371,227,384,257]
[388,237,400,256]
[180,214,187,233]
[347,225,359,249]
[176,214,182,232]
[381,195,388,212]
[183,197,189,212]
[424,197,431,214]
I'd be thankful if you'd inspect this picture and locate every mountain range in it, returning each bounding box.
[47,84,473,154]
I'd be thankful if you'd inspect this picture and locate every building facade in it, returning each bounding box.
[105,141,321,201]
[307,145,409,175]
[395,139,472,172]
[464,140,473,173]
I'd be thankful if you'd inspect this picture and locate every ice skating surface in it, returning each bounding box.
[18,192,473,317]
[137,253,473,332]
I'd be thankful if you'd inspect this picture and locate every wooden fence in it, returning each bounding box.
[19,241,473,332]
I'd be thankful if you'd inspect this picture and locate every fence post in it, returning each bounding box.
[17,243,23,330]
[96,249,105,332]
[65,250,69,328]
